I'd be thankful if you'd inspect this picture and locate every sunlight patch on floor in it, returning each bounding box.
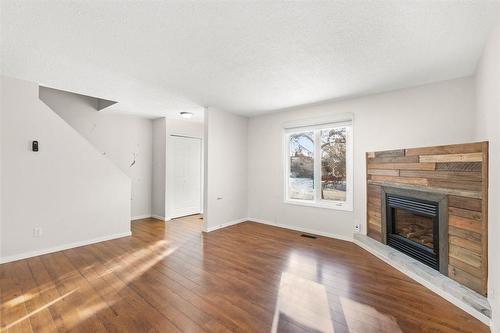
[1,240,178,331]
[2,289,78,330]
[286,251,323,281]
[64,241,178,330]
[272,272,334,333]
[3,293,34,308]
[340,296,403,333]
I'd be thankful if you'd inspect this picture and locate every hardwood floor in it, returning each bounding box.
[0,215,489,333]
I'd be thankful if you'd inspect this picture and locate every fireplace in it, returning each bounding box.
[386,194,440,270]
[381,187,448,275]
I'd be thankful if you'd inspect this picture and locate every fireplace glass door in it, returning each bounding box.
[393,208,434,250]
[386,194,440,270]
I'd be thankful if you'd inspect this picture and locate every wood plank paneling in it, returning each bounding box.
[367,210,381,221]
[374,149,405,158]
[367,229,382,242]
[367,181,482,199]
[367,197,381,208]
[449,215,482,234]
[419,153,483,163]
[370,175,428,186]
[369,156,419,164]
[449,235,482,254]
[449,207,482,221]
[448,196,482,211]
[448,266,482,293]
[366,142,488,295]
[367,169,400,176]
[367,184,382,198]
[436,162,482,172]
[428,180,482,192]
[367,162,436,171]
[449,244,482,269]
[448,226,482,243]
[366,183,382,242]
[405,142,483,156]
[400,170,482,182]
[449,257,483,278]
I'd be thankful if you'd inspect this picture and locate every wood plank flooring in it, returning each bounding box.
[0,215,489,332]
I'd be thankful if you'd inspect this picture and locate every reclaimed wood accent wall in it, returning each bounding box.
[366,142,488,295]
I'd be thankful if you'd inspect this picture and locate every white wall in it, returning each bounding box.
[0,76,2,259]
[248,77,476,239]
[152,118,167,219]
[39,87,153,219]
[151,117,204,220]
[0,76,131,262]
[475,11,500,333]
[204,108,248,231]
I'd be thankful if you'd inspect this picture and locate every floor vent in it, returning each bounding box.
[300,234,317,239]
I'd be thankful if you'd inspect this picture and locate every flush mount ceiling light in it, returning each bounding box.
[180,111,193,119]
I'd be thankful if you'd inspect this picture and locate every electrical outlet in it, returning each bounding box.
[33,227,42,237]
[354,224,361,233]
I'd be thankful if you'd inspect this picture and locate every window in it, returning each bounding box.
[284,122,352,211]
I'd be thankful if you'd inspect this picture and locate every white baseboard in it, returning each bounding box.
[203,217,353,243]
[248,217,353,242]
[131,214,152,221]
[204,217,248,232]
[151,214,171,221]
[0,231,132,264]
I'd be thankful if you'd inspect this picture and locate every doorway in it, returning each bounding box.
[167,135,202,219]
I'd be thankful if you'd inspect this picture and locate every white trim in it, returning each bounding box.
[151,214,171,221]
[168,212,202,220]
[204,218,248,233]
[353,236,491,326]
[284,197,353,211]
[283,122,353,212]
[0,232,132,264]
[202,216,353,242]
[491,322,496,333]
[248,217,353,242]
[282,112,353,130]
[284,121,353,133]
[131,214,152,220]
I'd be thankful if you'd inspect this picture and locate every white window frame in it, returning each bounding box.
[283,121,353,211]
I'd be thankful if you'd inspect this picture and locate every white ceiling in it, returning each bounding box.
[1,1,499,119]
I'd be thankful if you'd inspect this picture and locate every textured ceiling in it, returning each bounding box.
[1,1,499,118]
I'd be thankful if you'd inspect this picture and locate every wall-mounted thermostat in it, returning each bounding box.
[32,140,39,152]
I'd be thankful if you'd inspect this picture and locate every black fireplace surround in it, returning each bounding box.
[381,187,449,275]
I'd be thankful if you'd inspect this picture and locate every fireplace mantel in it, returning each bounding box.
[366,142,488,296]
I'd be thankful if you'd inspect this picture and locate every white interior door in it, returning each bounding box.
[168,135,202,219]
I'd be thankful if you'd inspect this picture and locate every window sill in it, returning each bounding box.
[284,199,353,212]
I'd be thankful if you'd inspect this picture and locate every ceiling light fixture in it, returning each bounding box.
[180,111,193,119]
